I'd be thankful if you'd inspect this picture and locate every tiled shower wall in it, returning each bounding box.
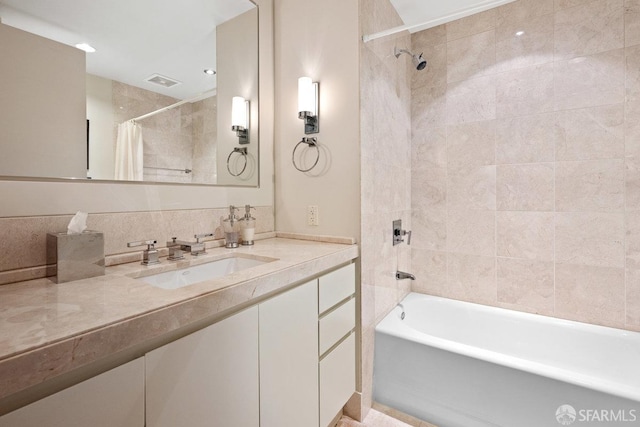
[191,96,218,184]
[359,0,412,414]
[410,0,640,331]
[0,206,274,285]
[113,82,217,184]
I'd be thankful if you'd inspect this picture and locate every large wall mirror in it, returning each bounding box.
[0,0,259,187]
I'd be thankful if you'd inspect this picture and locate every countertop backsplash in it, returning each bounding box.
[0,206,274,285]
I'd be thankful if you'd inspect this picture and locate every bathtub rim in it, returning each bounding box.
[376,292,640,403]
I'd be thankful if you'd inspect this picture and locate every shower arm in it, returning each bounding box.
[394,48,411,58]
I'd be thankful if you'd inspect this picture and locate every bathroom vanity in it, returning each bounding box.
[0,237,358,427]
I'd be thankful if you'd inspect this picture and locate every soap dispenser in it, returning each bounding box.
[223,205,241,248]
[240,205,256,246]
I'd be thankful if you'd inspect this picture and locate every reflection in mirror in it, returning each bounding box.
[87,76,219,184]
[0,0,259,186]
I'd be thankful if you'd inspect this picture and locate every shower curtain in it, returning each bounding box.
[114,121,143,181]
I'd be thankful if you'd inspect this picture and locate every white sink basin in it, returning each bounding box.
[138,256,273,289]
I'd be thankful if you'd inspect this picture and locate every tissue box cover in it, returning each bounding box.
[46,231,105,283]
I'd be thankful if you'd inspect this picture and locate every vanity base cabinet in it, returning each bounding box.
[0,357,144,427]
[145,306,259,427]
[259,279,319,427]
[0,262,356,427]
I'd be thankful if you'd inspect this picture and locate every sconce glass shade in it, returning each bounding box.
[231,96,248,130]
[231,96,249,144]
[298,77,316,116]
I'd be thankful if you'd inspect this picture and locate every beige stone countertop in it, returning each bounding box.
[0,237,358,402]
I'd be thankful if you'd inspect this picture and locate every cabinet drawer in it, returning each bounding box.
[319,298,355,356]
[318,263,355,314]
[319,332,355,427]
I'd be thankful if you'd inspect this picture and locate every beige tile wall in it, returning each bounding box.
[411,0,640,331]
[113,82,218,184]
[360,0,413,416]
[113,82,194,184]
[0,206,274,285]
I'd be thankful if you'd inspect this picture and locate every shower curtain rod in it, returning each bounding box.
[129,89,216,123]
[362,23,415,43]
[362,0,516,43]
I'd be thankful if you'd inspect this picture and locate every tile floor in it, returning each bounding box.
[337,408,437,427]
[363,410,415,426]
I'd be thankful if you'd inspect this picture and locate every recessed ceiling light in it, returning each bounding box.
[75,43,96,53]
[204,69,216,75]
[515,31,525,37]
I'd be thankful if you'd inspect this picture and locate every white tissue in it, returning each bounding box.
[67,211,88,234]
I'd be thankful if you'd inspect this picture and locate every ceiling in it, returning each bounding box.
[389,0,516,33]
[1,0,516,98]
[0,0,255,100]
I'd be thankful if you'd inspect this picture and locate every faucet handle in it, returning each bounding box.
[195,233,214,243]
[392,219,413,246]
[127,240,160,265]
[404,230,412,245]
[127,239,157,249]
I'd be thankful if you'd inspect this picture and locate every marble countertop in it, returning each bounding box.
[0,237,358,401]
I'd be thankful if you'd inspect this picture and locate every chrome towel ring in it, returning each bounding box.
[292,137,320,172]
[227,147,248,177]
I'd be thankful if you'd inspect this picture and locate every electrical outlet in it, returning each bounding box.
[307,205,319,226]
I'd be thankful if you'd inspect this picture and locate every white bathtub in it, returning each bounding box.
[374,293,640,427]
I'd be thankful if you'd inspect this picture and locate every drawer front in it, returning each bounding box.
[318,263,355,314]
[319,298,355,356]
[319,332,356,427]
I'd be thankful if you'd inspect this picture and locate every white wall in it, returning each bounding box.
[274,0,361,239]
[86,74,115,181]
[0,0,274,218]
[0,23,86,179]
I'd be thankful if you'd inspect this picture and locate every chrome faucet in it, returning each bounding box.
[167,233,213,258]
[167,238,186,260]
[127,240,160,265]
[396,271,416,280]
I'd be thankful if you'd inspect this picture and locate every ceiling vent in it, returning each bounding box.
[145,74,182,88]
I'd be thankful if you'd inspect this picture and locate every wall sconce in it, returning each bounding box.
[298,77,319,134]
[231,96,249,144]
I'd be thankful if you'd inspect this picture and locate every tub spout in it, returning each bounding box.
[396,271,415,280]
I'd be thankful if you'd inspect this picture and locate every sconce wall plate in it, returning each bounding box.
[298,77,319,134]
[232,126,249,145]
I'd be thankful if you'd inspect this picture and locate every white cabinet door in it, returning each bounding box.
[0,357,144,427]
[145,306,259,427]
[319,333,356,427]
[260,280,319,427]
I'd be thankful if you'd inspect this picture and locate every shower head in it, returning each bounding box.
[394,47,427,71]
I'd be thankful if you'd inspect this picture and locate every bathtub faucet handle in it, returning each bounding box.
[396,229,412,245]
[392,219,412,246]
